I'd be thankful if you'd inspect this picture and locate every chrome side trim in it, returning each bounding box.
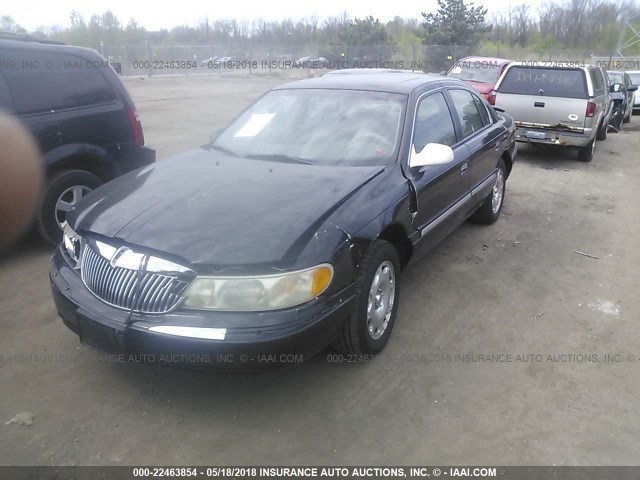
[420,192,473,237]
[148,326,227,340]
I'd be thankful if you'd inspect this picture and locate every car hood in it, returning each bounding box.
[70,149,387,270]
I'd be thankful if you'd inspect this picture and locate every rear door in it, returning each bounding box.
[445,88,503,194]
[494,66,590,131]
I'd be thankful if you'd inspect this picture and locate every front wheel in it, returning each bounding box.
[469,159,506,225]
[333,240,401,355]
[37,169,102,244]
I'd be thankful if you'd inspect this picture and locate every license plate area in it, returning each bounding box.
[526,130,549,140]
[78,313,126,355]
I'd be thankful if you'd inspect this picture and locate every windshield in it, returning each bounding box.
[447,63,501,84]
[210,89,406,166]
[608,72,623,84]
[628,73,640,85]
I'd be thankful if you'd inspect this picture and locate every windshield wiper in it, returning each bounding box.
[205,143,240,157]
[245,154,313,165]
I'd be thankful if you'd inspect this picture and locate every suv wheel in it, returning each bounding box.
[37,169,102,244]
[577,136,595,162]
[333,240,400,355]
[469,159,506,225]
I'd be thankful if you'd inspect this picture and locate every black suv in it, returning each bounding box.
[0,34,155,243]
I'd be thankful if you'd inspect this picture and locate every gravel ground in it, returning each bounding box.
[1,75,639,466]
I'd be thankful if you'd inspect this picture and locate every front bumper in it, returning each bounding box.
[515,126,594,148]
[50,248,355,371]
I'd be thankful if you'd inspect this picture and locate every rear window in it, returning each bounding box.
[1,50,116,115]
[447,62,501,84]
[498,67,588,99]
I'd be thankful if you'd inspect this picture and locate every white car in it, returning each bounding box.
[629,71,640,114]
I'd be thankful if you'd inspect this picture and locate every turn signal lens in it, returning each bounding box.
[312,266,333,296]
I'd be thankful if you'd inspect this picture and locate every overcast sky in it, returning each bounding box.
[8,0,550,31]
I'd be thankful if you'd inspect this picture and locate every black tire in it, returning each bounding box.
[469,159,506,225]
[596,119,607,141]
[37,169,102,244]
[333,240,401,355]
[577,136,595,163]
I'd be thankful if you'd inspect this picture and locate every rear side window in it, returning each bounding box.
[590,69,605,95]
[1,51,116,115]
[472,94,491,126]
[448,89,485,138]
[498,67,588,99]
[414,92,456,151]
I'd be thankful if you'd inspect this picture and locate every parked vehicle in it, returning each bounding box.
[50,73,516,371]
[606,70,637,127]
[0,34,155,243]
[627,71,640,114]
[293,56,328,68]
[490,63,612,162]
[201,56,220,66]
[444,56,512,100]
[323,68,419,76]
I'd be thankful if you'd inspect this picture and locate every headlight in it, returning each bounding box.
[183,264,333,311]
[62,222,82,264]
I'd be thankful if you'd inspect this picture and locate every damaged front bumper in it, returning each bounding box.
[50,247,355,372]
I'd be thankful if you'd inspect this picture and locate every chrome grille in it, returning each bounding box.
[81,242,191,314]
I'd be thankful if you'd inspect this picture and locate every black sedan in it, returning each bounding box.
[50,72,517,371]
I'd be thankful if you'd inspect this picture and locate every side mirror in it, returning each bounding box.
[409,143,455,169]
[628,84,638,92]
[209,127,223,143]
[610,83,623,93]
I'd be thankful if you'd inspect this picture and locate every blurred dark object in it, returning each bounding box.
[110,62,122,75]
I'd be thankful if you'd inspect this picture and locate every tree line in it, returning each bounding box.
[1,0,639,56]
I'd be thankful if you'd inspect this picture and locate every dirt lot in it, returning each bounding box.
[1,75,640,466]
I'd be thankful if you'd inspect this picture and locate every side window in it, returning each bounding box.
[2,51,115,115]
[448,89,485,138]
[413,92,456,152]
[472,94,491,126]
[590,69,604,95]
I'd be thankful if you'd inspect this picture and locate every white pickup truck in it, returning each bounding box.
[490,63,613,162]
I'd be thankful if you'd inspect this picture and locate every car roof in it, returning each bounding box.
[457,56,512,65]
[274,71,452,94]
[323,68,420,76]
[505,61,597,70]
[0,37,102,60]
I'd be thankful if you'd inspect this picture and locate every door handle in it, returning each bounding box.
[460,163,468,175]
